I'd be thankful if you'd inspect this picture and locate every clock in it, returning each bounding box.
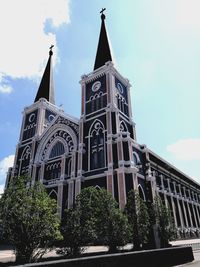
[48,114,55,122]
[117,82,123,94]
[92,81,101,92]
[29,113,35,122]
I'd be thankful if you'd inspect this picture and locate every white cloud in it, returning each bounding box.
[0,0,70,85]
[0,85,13,94]
[167,139,200,160]
[0,73,13,93]
[0,155,15,185]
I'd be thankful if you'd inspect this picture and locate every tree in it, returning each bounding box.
[95,188,131,252]
[125,190,150,250]
[0,176,62,263]
[152,196,176,247]
[60,187,131,255]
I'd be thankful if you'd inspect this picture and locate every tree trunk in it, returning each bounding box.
[15,248,33,263]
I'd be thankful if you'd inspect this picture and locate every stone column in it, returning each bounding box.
[194,204,200,227]
[107,171,114,196]
[77,117,84,177]
[146,169,157,200]
[40,163,45,182]
[191,202,198,228]
[31,164,37,185]
[117,133,124,166]
[60,155,66,180]
[182,199,189,228]
[187,201,193,227]
[71,151,76,179]
[75,178,81,198]
[57,184,63,218]
[68,180,74,208]
[167,179,178,227]
[117,170,126,209]
[173,182,184,228]
[106,109,114,196]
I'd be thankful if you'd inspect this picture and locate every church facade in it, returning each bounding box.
[6,12,200,238]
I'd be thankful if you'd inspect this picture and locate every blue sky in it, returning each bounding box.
[0,0,200,192]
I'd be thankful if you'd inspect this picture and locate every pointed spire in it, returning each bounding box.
[94,9,113,70]
[34,45,55,104]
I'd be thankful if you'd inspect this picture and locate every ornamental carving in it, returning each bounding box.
[41,130,74,161]
[56,116,79,135]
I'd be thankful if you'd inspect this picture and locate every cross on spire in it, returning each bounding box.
[49,45,54,56]
[100,8,106,14]
[100,8,106,20]
[34,47,55,104]
[94,8,113,70]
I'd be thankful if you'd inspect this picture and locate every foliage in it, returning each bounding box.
[125,190,150,250]
[94,188,131,252]
[0,176,62,263]
[152,196,176,247]
[60,187,131,255]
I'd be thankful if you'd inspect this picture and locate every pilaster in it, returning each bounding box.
[117,170,126,209]
[68,180,74,208]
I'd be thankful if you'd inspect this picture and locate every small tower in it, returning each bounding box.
[77,10,137,209]
[6,48,56,182]
[6,47,79,216]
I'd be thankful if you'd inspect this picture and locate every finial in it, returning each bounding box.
[49,45,54,56]
[100,8,106,20]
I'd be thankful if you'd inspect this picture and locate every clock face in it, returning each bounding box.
[92,81,101,92]
[29,113,36,122]
[117,82,123,94]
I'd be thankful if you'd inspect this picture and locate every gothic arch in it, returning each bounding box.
[132,152,140,166]
[89,119,105,136]
[119,120,128,132]
[94,185,101,190]
[46,137,68,160]
[88,120,106,170]
[21,145,31,160]
[138,184,146,201]
[49,189,57,201]
[34,123,78,163]
[19,145,31,175]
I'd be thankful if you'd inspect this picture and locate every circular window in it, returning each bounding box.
[92,81,101,92]
[48,114,55,122]
[29,113,35,122]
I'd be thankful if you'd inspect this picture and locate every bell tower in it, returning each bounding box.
[7,47,56,181]
[77,10,137,209]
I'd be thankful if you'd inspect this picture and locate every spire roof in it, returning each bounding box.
[94,9,112,70]
[34,46,55,104]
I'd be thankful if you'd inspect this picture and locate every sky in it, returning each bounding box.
[0,0,200,193]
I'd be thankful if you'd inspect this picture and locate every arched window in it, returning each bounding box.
[89,121,105,170]
[49,190,57,201]
[49,141,65,159]
[94,185,101,190]
[138,184,146,201]
[132,151,140,166]
[19,146,31,175]
[119,121,128,132]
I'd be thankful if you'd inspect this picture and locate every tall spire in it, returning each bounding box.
[94,9,113,70]
[34,46,55,104]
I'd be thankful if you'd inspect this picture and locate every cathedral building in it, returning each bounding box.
[6,12,200,237]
